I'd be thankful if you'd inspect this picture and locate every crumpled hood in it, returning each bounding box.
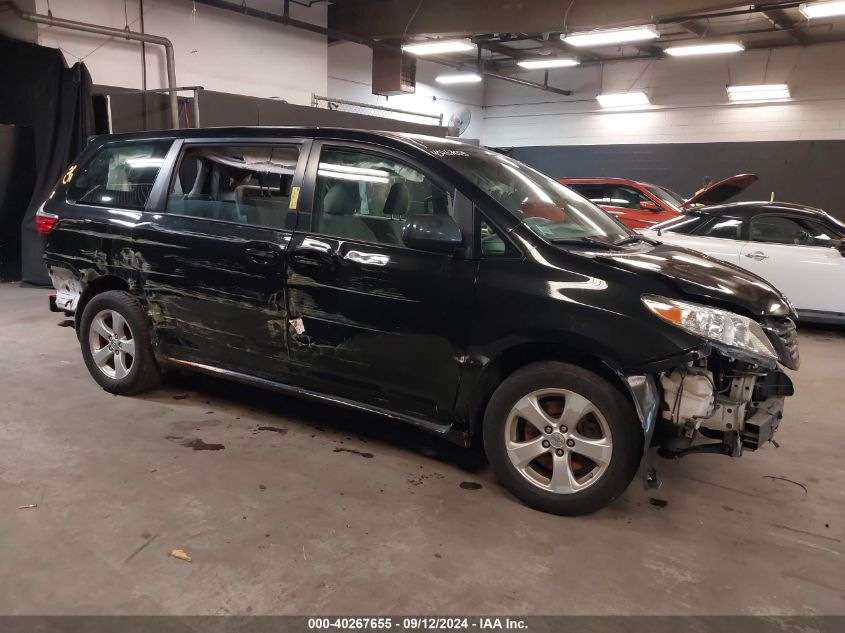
[592,242,792,319]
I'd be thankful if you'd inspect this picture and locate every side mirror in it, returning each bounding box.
[401,214,464,253]
[640,200,660,211]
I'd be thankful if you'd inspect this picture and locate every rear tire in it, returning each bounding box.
[483,361,642,516]
[79,290,162,395]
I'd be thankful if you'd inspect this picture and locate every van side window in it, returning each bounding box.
[166,145,301,229]
[478,218,519,257]
[66,140,172,210]
[312,148,453,246]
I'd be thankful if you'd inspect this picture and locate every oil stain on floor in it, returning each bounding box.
[166,435,225,451]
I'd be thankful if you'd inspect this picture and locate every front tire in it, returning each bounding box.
[483,361,642,516]
[79,290,162,395]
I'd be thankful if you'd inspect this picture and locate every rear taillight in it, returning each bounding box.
[35,210,59,234]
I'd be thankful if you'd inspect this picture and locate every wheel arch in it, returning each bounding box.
[74,275,131,337]
[465,340,637,441]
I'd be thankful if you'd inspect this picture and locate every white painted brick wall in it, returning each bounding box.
[8,1,843,147]
[482,42,845,147]
[327,42,485,140]
[20,0,328,106]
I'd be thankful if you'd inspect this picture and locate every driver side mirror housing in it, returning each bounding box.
[402,214,464,253]
[640,200,660,211]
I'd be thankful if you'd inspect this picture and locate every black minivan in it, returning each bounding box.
[38,127,799,515]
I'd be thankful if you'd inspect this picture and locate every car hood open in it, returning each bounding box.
[682,174,758,208]
[592,242,791,318]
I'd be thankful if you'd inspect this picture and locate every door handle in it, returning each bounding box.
[343,250,390,267]
[245,246,280,265]
[291,241,336,269]
[744,251,769,261]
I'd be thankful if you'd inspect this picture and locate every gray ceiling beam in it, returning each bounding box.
[328,0,753,39]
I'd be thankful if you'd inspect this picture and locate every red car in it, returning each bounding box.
[559,174,758,229]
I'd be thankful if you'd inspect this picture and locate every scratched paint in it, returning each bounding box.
[38,126,796,459]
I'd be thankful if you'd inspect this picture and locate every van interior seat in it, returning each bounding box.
[383,182,410,218]
[318,180,378,242]
[236,184,292,229]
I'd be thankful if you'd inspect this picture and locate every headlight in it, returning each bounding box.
[642,295,777,363]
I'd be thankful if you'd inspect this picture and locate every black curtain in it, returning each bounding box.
[0,36,94,284]
[0,124,36,281]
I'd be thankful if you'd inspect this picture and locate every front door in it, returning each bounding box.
[285,141,478,424]
[603,185,663,229]
[740,214,845,314]
[670,215,748,267]
[135,139,309,380]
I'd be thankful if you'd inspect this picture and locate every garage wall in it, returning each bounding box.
[510,140,845,221]
[482,42,845,147]
[19,0,328,105]
[327,41,485,140]
[0,0,38,41]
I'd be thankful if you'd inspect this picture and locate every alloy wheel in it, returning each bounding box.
[88,309,136,380]
[504,388,613,494]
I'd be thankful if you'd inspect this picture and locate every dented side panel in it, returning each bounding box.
[40,128,797,452]
[285,231,479,424]
[43,204,119,316]
[128,212,294,381]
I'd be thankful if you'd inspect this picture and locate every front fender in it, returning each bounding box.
[617,371,661,489]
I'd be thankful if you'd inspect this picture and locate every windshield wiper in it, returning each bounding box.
[549,237,617,249]
[614,235,661,247]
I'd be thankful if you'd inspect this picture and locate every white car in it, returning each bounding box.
[643,202,845,324]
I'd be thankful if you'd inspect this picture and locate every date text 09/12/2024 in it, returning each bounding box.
[307,618,528,630]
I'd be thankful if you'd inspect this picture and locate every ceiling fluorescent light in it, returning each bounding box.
[596,91,651,108]
[402,39,475,56]
[435,72,483,84]
[517,57,580,69]
[665,42,744,56]
[800,1,845,18]
[727,83,790,102]
[562,25,659,48]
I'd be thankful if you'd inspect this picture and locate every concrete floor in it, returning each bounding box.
[1,282,843,616]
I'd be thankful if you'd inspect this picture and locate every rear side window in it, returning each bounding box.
[66,140,172,210]
[165,144,302,229]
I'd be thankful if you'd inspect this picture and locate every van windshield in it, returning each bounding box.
[434,147,631,245]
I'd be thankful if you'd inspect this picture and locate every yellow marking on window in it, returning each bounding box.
[62,164,77,185]
[289,186,300,210]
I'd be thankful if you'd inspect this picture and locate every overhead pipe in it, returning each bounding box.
[192,0,571,97]
[484,71,571,95]
[8,2,180,129]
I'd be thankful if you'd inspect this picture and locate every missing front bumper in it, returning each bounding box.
[741,397,783,450]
